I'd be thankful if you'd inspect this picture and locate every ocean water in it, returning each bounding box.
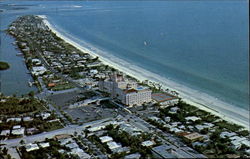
[0,1,248,110]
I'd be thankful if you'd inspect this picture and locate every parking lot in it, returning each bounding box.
[65,104,118,123]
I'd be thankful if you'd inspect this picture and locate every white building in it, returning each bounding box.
[6,117,21,122]
[38,142,50,148]
[25,143,39,152]
[12,127,25,136]
[31,66,47,76]
[99,73,151,106]
[141,140,155,147]
[107,141,121,150]
[99,136,113,143]
[0,130,10,136]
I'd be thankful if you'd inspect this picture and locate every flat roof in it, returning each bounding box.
[152,93,177,102]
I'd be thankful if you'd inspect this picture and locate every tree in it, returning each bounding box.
[2,147,8,155]
[20,139,25,145]
[28,91,35,97]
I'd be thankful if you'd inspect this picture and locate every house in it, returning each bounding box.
[164,117,171,122]
[230,136,250,149]
[6,117,21,122]
[112,146,130,154]
[59,138,74,145]
[183,132,204,142]
[124,153,141,159]
[31,66,47,76]
[90,69,98,75]
[70,148,91,159]
[54,134,71,140]
[99,136,113,143]
[141,140,155,147]
[170,127,183,134]
[23,116,33,122]
[0,130,10,136]
[245,149,250,155]
[13,125,21,129]
[48,83,56,87]
[25,143,39,152]
[169,107,179,114]
[220,131,236,138]
[26,128,39,135]
[107,141,121,150]
[225,154,240,158]
[39,142,50,148]
[195,125,205,132]
[32,59,41,65]
[185,116,201,122]
[12,125,25,136]
[41,112,51,120]
[119,123,142,136]
[65,142,79,149]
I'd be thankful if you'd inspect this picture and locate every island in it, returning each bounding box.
[0,61,10,70]
[0,15,249,159]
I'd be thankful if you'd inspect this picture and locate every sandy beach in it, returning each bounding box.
[38,15,249,130]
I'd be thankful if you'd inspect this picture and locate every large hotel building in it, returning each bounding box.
[98,73,152,106]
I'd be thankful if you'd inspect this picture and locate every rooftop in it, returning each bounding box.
[152,93,176,102]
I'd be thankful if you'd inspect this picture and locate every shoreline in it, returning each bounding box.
[39,15,249,130]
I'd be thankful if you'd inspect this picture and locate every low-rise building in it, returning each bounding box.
[169,107,179,114]
[107,141,121,150]
[0,130,10,136]
[65,142,79,149]
[31,66,47,76]
[185,116,201,122]
[23,116,33,122]
[26,128,39,135]
[41,112,51,120]
[70,148,91,159]
[99,136,113,143]
[124,153,141,159]
[54,134,71,140]
[220,131,236,138]
[183,132,204,142]
[6,117,21,122]
[12,125,25,136]
[152,93,178,106]
[39,142,50,148]
[141,140,155,147]
[25,143,39,152]
[13,125,21,129]
[112,146,130,154]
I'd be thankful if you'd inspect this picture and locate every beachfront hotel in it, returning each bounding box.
[98,73,152,106]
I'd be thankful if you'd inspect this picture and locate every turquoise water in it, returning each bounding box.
[0,1,249,109]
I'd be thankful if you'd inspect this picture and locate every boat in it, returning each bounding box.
[16,53,23,56]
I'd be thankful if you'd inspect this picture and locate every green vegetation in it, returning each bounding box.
[101,100,117,108]
[0,96,45,115]
[20,139,78,159]
[215,121,243,132]
[0,61,10,70]
[51,83,75,91]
